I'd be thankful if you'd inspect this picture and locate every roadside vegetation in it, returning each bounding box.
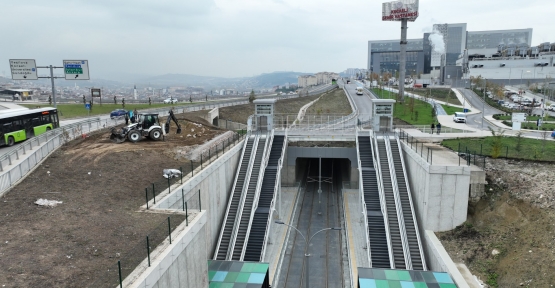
[370,88,438,125]
[22,103,196,119]
[442,134,555,161]
[441,105,468,115]
[408,88,462,106]
[305,88,351,115]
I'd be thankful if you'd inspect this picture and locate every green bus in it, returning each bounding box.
[0,107,60,146]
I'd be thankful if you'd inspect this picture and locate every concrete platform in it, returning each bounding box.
[343,188,370,283]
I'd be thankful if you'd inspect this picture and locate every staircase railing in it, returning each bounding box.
[213,130,251,259]
[385,136,411,269]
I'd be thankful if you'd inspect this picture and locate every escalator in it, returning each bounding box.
[243,135,286,261]
[358,136,390,268]
[389,139,426,270]
[214,136,257,260]
[376,138,406,269]
[231,136,268,260]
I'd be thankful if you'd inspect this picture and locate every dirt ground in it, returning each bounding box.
[437,158,555,287]
[0,111,227,287]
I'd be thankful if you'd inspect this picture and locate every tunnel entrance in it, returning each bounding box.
[295,158,351,187]
[278,157,349,287]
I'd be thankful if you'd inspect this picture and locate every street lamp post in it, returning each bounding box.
[482,78,486,130]
[275,221,341,288]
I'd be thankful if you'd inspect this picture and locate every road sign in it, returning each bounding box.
[85,103,91,110]
[63,60,90,80]
[9,59,38,80]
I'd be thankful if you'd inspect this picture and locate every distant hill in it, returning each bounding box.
[138,71,311,89]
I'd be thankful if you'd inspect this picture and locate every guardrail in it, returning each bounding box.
[0,118,103,197]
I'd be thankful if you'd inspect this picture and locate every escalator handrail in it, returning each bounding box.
[373,135,394,268]
[227,133,260,259]
[393,137,428,271]
[212,130,252,259]
[385,136,412,269]
[240,130,273,261]
[261,132,287,261]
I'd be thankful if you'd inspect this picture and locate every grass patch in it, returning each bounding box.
[442,136,555,161]
[442,105,469,115]
[306,88,352,115]
[22,103,196,119]
[395,98,436,125]
[408,88,462,106]
[493,114,555,121]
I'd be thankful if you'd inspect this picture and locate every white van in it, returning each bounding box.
[453,112,467,123]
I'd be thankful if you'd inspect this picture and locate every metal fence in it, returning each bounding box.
[272,114,358,131]
[88,212,190,288]
[0,118,105,197]
[145,132,245,207]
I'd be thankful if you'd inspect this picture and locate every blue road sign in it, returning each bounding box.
[85,103,91,110]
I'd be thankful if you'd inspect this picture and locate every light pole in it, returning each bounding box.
[482,78,486,130]
[275,221,341,288]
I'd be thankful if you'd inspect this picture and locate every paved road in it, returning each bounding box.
[457,88,553,138]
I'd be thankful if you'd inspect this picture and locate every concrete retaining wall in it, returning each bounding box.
[129,212,209,288]
[154,140,243,257]
[423,230,470,288]
[401,141,470,232]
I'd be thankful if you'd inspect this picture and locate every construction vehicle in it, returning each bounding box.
[110,110,182,143]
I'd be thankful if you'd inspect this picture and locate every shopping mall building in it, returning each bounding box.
[368,24,555,86]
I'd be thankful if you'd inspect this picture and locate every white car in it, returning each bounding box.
[164,98,178,104]
[453,112,467,123]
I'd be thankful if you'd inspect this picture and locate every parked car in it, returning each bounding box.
[549,104,555,111]
[453,112,467,123]
[163,98,178,104]
[110,109,127,119]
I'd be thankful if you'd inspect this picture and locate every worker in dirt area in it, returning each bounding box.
[125,112,129,125]
[129,109,135,123]
[148,97,152,106]
[133,109,138,123]
[114,95,117,105]
[122,98,125,108]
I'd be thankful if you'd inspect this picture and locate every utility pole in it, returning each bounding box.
[37,65,64,108]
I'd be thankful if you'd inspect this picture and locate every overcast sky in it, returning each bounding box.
[2,0,553,81]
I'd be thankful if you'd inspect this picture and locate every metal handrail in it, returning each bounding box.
[212,130,251,259]
[0,117,101,163]
[227,133,259,259]
[385,136,412,269]
[394,137,428,271]
[240,130,273,260]
[355,130,372,266]
[372,134,395,268]
[260,131,288,261]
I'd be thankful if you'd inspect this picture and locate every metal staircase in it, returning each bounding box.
[213,135,257,260]
[376,138,406,269]
[357,133,391,268]
[243,134,286,261]
[230,135,268,260]
[389,138,427,270]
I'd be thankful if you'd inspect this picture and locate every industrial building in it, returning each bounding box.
[367,24,554,85]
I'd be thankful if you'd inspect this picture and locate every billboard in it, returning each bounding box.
[382,0,419,22]
[91,88,101,97]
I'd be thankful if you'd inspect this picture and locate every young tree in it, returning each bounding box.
[488,127,505,158]
[249,90,256,103]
